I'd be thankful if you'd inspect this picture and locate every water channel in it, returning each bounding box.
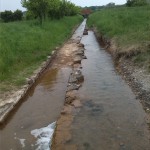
[69,31,150,150]
[0,20,150,150]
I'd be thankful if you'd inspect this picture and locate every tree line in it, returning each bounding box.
[0,10,23,22]
[21,0,80,24]
[126,0,148,6]
[0,0,80,23]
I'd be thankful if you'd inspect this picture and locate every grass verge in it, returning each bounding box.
[88,6,150,71]
[0,15,82,92]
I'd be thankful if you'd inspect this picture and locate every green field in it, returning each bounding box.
[0,16,82,91]
[88,6,150,71]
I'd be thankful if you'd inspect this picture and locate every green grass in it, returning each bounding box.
[88,6,150,70]
[0,15,82,90]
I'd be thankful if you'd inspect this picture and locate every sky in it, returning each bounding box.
[0,0,126,11]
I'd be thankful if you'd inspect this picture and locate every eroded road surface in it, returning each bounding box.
[0,20,150,150]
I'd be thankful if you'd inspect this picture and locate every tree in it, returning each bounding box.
[13,10,23,21]
[0,11,14,22]
[106,2,115,7]
[22,0,49,24]
[126,0,147,6]
[22,0,80,22]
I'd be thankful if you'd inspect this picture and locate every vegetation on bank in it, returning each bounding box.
[88,5,150,71]
[0,15,82,92]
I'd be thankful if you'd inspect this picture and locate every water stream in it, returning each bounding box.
[69,31,150,149]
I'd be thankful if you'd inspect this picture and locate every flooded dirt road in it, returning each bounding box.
[67,31,150,149]
[0,20,150,150]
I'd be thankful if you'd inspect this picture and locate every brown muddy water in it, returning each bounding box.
[0,67,71,149]
[68,31,150,150]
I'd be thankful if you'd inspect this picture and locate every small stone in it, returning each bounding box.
[73,56,82,64]
[55,47,59,50]
[71,100,82,108]
[51,51,55,55]
[78,43,84,48]
[47,56,51,59]
[83,31,88,35]
[67,84,81,91]
[26,78,33,85]
[82,55,87,59]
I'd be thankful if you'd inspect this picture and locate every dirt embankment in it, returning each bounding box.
[93,28,150,111]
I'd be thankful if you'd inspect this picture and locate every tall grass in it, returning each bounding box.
[0,16,82,89]
[88,6,150,70]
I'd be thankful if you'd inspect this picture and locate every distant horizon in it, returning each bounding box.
[0,0,126,12]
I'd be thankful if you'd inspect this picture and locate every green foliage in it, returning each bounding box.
[13,10,23,21]
[22,0,80,24]
[1,11,14,22]
[88,6,150,70]
[0,10,23,22]
[22,0,49,24]
[0,16,82,86]
[126,0,148,7]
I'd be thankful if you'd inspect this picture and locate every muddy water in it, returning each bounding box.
[69,31,150,149]
[0,68,71,149]
[0,20,86,150]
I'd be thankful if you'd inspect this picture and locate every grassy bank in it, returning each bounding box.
[88,6,150,71]
[0,16,82,92]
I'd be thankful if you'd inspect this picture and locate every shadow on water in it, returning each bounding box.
[70,31,150,150]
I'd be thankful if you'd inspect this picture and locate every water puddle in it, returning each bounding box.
[69,31,150,149]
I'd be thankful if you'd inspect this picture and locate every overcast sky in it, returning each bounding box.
[0,0,126,11]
